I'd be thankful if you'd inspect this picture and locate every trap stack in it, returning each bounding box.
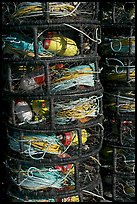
[2,2,104,202]
[98,1,135,202]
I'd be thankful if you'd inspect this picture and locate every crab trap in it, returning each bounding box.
[112,174,135,202]
[98,2,135,24]
[6,121,104,161]
[103,118,135,148]
[99,56,135,85]
[98,24,135,57]
[100,170,135,202]
[5,89,103,130]
[99,143,135,202]
[7,177,104,202]
[2,58,103,96]
[103,86,135,119]
[100,144,135,176]
[5,154,104,202]
[2,2,99,26]
[2,22,101,61]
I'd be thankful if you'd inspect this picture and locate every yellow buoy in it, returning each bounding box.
[43,32,79,56]
[32,100,48,116]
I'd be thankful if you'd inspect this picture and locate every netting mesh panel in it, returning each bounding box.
[103,118,135,148]
[113,175,135,202]
[99,2,135,24]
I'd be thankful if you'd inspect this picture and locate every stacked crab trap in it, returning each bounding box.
[2,2,105,202]
[98,1,135,202]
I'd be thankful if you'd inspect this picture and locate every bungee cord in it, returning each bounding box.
[8,133,63,159]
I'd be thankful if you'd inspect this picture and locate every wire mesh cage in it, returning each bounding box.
[2,23,101,60]
[99,144,135,202]
[5,154,103,202]
[2,59,103,96]
[114,148,135,174]
[103,86,135,118]
[100,168,135,202]
[112,174,135,202]
[5,90,103,130]
[6,122,104,161]
[98,24,135,57]
[2,2,100,26]
[8,175,104,202]
[100,144,135,175]
[99,56,135,84]
[99,2,135,24]
[103,118,135,148]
